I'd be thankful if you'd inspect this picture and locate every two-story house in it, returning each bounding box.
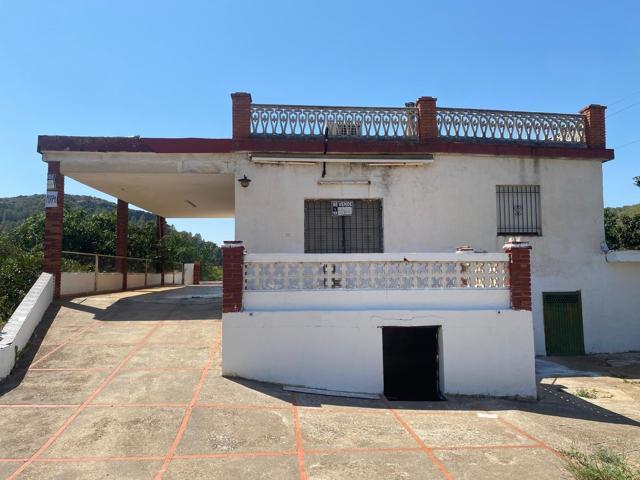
[37,93,638,400]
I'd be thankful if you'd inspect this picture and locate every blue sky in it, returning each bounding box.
[1,0,638,245]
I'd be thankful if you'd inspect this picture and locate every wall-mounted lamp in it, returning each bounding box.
[238,175,252,188]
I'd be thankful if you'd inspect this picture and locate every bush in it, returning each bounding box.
[0,235,42,328]
[605,208,640,250]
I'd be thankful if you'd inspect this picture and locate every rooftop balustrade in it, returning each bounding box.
[235,93,598,148]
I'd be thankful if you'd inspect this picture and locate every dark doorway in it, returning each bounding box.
[382,326,441,401]
[543,291,585,356]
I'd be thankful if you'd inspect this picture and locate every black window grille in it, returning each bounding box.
[304,199,383,253]
[496,185,541,236]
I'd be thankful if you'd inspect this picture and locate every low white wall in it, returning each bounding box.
[0,273,54,379]
[128,273,147,289]
[96,272,122,292]
[61,272,124,296]
[222,309,536,398]
[244,289,510,311]
[61,272,94,296]
[147,273,162,286]
[184,264,195,285]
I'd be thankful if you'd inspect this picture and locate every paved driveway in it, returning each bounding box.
[0,287,638,479]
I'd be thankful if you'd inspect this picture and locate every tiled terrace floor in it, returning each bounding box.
[0,286,638,479]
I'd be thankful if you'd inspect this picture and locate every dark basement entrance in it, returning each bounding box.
[382,326,441,401]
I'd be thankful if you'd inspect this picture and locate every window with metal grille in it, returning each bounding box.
[496,185,542,236]
[304,199,383,253]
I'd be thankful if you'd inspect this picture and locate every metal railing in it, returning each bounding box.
[250,104,419,139]
[435,107,586,145]
[243,254,509,291]
[61,251,184,293]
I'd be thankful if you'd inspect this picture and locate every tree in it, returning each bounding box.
[634,176,639,188]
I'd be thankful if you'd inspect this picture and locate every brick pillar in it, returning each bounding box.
[416,96,438,142]
[222,241,245,313]
[193,261,201,285]
[580,104,606,148]
[503,239,532,311]
[43,162,64,298]
[116,199,128,290]
[231,92,252,139]
[155,215,166,286]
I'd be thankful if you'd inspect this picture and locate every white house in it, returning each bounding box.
[37,93,639,400]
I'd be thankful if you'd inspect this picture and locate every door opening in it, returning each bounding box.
[543,291,585,356]
[382,326,442,401]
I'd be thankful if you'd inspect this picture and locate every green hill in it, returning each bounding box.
[607,203,640,217]
[0,194,155,232]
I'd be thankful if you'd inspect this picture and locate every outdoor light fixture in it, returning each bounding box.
[238,175,252,188]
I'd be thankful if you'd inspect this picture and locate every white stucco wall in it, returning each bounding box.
[222,309,536,398]
[233,154,640,354]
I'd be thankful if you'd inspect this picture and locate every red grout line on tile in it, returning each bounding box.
[297,405,389,415]
[28,324,96,369]
[87,403,189,408]
[383,398,454,480]
[305,447,423,455]
[34,455,164,462]
[0,459,28,463]
[28,367,112,372]
[497,417,565,460]
[194,403,291,411]
[431,443,545,451]
[173,450,298,460]
[153,333,221,479]
[5,321,165,480]
[291,393,309,480]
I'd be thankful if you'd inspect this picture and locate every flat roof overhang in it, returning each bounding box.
[42,150,235,218]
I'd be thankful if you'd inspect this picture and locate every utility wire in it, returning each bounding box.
[615,138,640,150]
[607,89,640,108]
[606,100,640,118]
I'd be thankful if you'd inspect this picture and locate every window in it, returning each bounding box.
[496,185,541,236]
[304,199,383,253]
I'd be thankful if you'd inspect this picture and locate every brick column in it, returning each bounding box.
[193,261,201,285]
[222,241,245,313]
[43,162,64,298]
[155,215,167,286]
[580,104,606,148]
[116,199,128,290]
[231,92,252,139]
[503,240,532,311]
[416,96,438,142]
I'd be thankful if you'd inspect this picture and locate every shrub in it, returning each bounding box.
[563,447,640,480]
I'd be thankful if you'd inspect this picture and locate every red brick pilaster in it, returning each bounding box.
[116,199,128,290]
[231,92,252,139]
[416,96,438,142]
[222,241,245,313]
[503,240,532,311]
[580,104,606,149]
[155,215,167,286]
[193,261,201,285]
[43,162,64,298]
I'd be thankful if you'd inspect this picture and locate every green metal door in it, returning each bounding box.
[543,292,585,356]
